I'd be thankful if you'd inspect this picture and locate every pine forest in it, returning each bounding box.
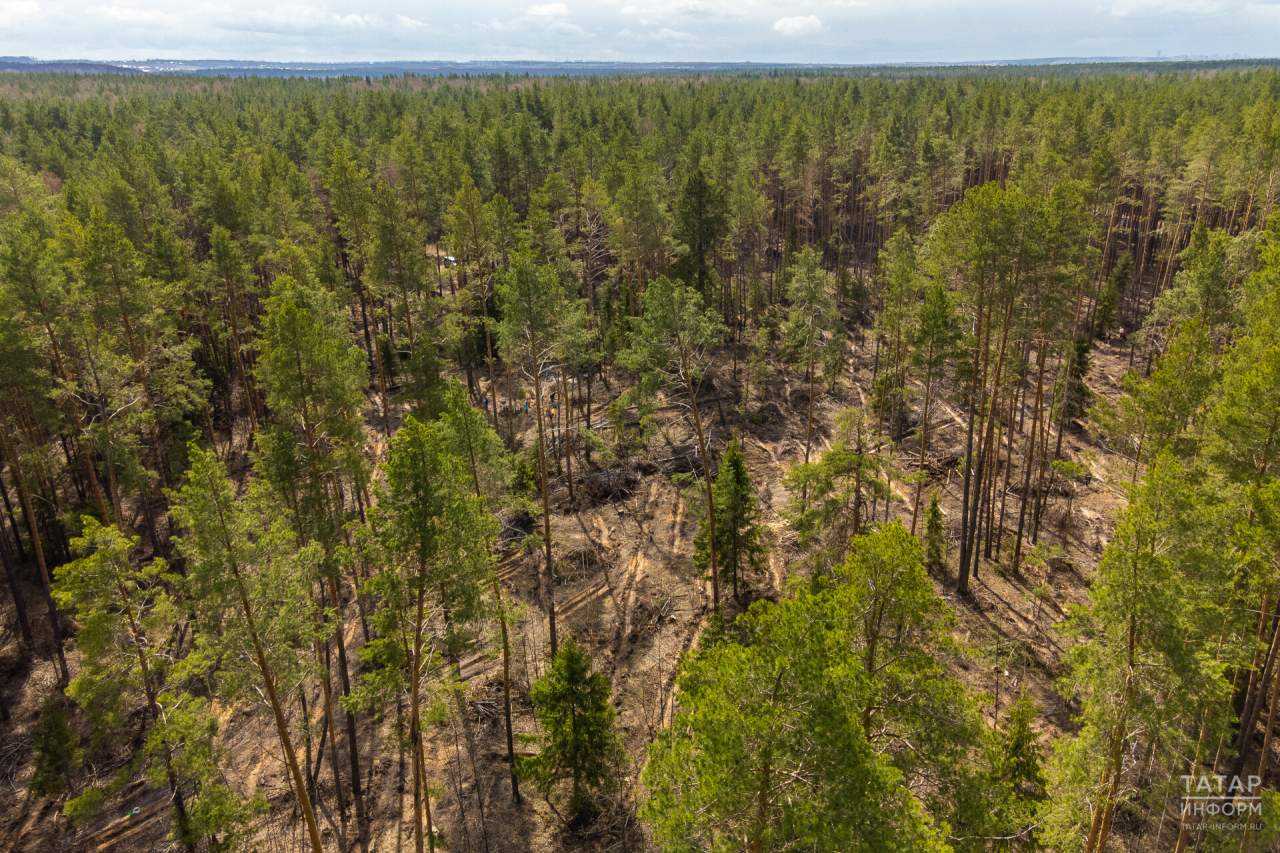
[2,63,1280,853]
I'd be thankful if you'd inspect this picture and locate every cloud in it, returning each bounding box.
[650,26,696,41]
[1,0,1274,67]
[773,14,821,35]
[0,0,39,25]
[1107,0,1225,14]
[91,4,177,24]
[334,13,378,26]
[551,19,592,34]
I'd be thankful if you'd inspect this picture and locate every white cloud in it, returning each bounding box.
[395,13,426,28]
[0,0,39,26]
[334,12,378,26]
[1108,0,1225,15]
[91,4,177,24]
[650,26,695,41]
[773,14,821,35]
[527,2,567,15]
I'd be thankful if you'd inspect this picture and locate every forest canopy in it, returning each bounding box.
[1,63,1280,853]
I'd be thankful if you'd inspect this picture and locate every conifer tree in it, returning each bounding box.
[741,326,773,417]
[256,269,369,828]
[436,379,522,803]
[693,435,769,602]
[363,414,496,853]
[908,278,961,534]
[1092,252,1129,338]
[619,275,728,610]
[784,406,885,573]
[53,518,195,844]
[643,524,969,853]
[1042,451,1233,853]
[783,247,836,472]
[518,636,623,817]
[29,696,80,798]
[874,228,922,440]
[923,489,946,574]
[497,253,565,654]
[169,447,326,853]
[672,165,727,296]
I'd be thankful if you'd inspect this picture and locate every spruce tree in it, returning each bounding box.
[518,635,623,817]
[693,435,769,602]
[923,489,946,574]
[1093,253,1129,338]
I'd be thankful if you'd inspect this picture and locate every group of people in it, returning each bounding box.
[1106,327,1128,346]
[482,393,557,416]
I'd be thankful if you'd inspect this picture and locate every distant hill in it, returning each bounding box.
[0,56,141,75]
[1,55,1278,79]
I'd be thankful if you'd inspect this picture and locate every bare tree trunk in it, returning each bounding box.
[532,362,558,656]
[0,529,32,648]
[682,353,720,614]
[0,415,67,682]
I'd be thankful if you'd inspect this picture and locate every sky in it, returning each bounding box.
[1,0,1278,65]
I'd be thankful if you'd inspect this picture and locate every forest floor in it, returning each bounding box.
[0,331,1219,853]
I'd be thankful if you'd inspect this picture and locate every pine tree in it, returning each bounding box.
[1042,451,1233,853]
[362,414,496,853]
[873,228,922,440]
[496,253,567,654]
[142,697,264,851]
[643,524,971,853]
[908,278,961,534]
[53,518,199,843]
[169,446,327,853]
[436,379,523,803]
[619,275,728,610]
[784,406,885,573]
[783,246,836,473]
[256,269,370,828]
